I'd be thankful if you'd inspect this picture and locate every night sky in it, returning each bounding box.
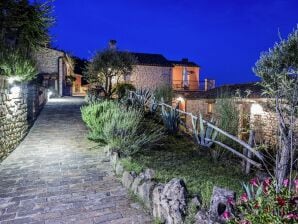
[50,0,298,85]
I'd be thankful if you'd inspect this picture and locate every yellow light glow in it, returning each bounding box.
[176,97,184,102]
[251,103,263,115]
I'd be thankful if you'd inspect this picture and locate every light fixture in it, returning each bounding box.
[48,90,53,99]
[10,86,21,95]
[251,103,263,115]
[176,97,184,102]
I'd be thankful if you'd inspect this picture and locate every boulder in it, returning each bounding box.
[152,184,165,223]
[153,178,188,224]
[115,162,124,176]
[144,168,155,180]
[209,186,235,223]
[131,173,145,194]
[122,171,137,189]
[137,180,156,209]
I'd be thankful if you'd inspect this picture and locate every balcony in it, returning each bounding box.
[172,79,215,92]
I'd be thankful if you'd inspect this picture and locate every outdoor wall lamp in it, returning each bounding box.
[250,103,264,115]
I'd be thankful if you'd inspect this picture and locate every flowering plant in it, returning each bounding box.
[228,178,298,224]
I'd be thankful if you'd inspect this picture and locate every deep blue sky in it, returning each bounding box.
[50,0,298,85]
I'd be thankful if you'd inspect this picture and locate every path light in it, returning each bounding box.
[250,103,263,115]
[48,90,53,99]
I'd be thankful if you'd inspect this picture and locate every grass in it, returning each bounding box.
[121,133,251,208]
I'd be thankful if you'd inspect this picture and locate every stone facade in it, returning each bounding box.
[33,47,64,75]
[0,77,47,161]
[130,65,172,90]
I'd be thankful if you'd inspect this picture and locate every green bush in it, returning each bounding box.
[113,83,136,99]
[0,50,37,81]
[154,85,173,104]
[103,107,164,156]
[81,101,118,142]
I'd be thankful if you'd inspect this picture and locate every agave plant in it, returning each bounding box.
[161,102,180,134]
[192,114,218,148]
[130,88,153,109]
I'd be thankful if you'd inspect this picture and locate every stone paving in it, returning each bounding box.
[0,97,152,224]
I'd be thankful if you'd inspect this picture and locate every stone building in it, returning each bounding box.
[173,82,282,147]
[33,47,88,97]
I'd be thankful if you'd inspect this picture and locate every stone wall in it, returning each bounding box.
[130,65,172,90]
[0,77,47,161]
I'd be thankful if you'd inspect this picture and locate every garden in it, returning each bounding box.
[81,27,298,224]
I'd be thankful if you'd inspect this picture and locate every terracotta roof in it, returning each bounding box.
[178,83,263,99]
[130,52,173,67]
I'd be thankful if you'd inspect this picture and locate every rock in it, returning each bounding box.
[195,210,210,224]
[209,186,235,222]
[131,173,145,194]
[144,168,155,180]
[137,180,156,209]
[191,196,201,209]
[115,162,124,176]
[152,184,166,223]
[122,171,137,189]
[110,152,119,169]
[153,178,188,224]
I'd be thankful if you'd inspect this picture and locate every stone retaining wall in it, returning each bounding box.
[0,77,47,160]
[106,147,233,224]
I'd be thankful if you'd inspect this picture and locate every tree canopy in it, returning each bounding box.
[87,49,136,97]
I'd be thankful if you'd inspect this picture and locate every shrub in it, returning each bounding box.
[154,85,173,104]
[212,93,239,161]
[161,104,180,134]
[81,101,118,142]
[113,83,136,99]
[228,178,298,224]
[0,50,37,81]
[103,106,164,157]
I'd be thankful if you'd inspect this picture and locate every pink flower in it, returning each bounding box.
[294,179,298,192]
[222,210,231,219]
[263,177,271,187]
[284,213,298,220]
[240,220,251,224]
[241,193,248,203]
[227,196,235,205]
[283,179,289,187]
[250,178,259,187]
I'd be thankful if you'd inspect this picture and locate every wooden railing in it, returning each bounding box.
[129,90,263,169]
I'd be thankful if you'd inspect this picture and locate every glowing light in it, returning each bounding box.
[48,90,53,99]
[251,103,263,115]
[176,97,184,102]
[10,86,21,95]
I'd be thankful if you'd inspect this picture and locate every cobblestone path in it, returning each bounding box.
[0,98,152,224]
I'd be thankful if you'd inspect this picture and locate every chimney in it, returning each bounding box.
[109,40,117,50]
[182,58,188,62]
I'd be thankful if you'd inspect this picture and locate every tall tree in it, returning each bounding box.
[0,0,54,54]
[253,26,298,191]
[87,49,136,97]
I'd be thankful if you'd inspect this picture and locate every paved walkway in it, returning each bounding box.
[0,98,151,224]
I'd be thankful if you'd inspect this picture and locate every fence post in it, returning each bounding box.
[244,130,255,174]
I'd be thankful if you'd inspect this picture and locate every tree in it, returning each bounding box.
[253,26,298,191]
[0,0,54,54]
[87,49,136,97]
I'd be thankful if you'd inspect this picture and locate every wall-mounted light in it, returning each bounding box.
[10,86,21,96]
[176,96,184,102]
[251,103,263,115]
